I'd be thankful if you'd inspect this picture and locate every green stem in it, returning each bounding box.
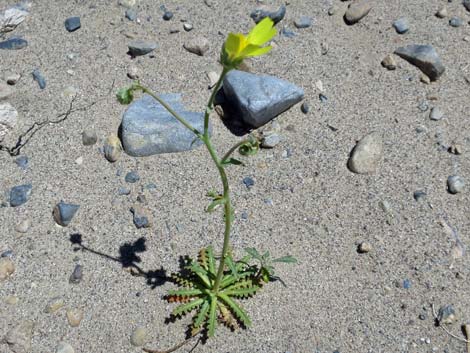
[204,67,229,137]
[221,138,251,163]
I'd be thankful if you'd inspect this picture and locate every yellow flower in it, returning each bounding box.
[221,17,276,68]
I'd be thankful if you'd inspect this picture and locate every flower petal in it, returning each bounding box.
[239,44,272,58]
[247,17,276,46]
[224,33,247,57]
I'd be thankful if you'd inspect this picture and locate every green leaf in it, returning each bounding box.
[207,296,218,337]
[206,190,219,198]
[206,198,226,213]
[193,299,210,329]
[272,255,298,264]
[221,158,244,166]
[223,285,260,298]
[206,247,216,276]
[167,288,203,297]
[116,87,134,105]
[188,262,211,288]
[218,293,251,327]
[261,251,270,261]
[225,256,238,276]
[172,298,204,316]
[244,247,261,260]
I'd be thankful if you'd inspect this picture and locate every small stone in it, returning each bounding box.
[127,65,140,79]
[136,194,147,204]
[449,17,463,27]
[0,102,18,141]
[53,201,80,226]
[69,264,83,284]
[15,219,30,233]
[348,132,383,174]
[125,9,137,21]
[357,242,372,253]
[294,16,312,29]
[393,18,409,34]
[104,134,122,162]
[403,279,411,289]
[281,27,296,38]
[125,171,140,183]
[3,321,34,353]
[420,74,431,84]
[438,305,456,325]
[429,107,444,121]
[413,190,427,201]
[66,308,84,327]
[419,313,427,320]
[64,17,81,32]
[418,101,429,112]
[183,23,193,31]
[10,184,32,207]
[32,69,46,89]
[315,80,323,92]
[118,187,131,195]
[319,94,328,103]
[301,102,310,114]
[130,326,148,347]
[56,342,75,353]
[0,6,29,34]
[0,82,15,100]
[131,205,152,228]
[207,71,219,89]
[119,0,136,8]
[183,36,209,56]
[44,297,65,313]
[242,177,255,188]
[162,11,173,20]
[381,54,397,70]
[394,45,445,81]
[436,7,448,18]
[5,295,19,305]
[6,73,21,85]
[0,37,28,50]
[448,142,463,155]
[0,257,15,280]
[82,129,97,146]
[344,0,372,25]
[261,133,281,148]
[250,5,286,24]
[1,250,13,258]
[128,40,157,56]
[447,175,465,194]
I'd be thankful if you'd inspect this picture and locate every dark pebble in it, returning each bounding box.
[1,250,14,258]
[163,11,173,20]
[10,184,32,207]
[449,17,463,27]
[15,155,28,170]
[53,201,80,226]
[125,9,137,21]
[241,211,248,220]
[301,102,310,114]
[145,183,157,191]
[32,69,46,89]
[403,279,411,289]
[69,264,83,283]
[413,190,427,201]
[82,130,97,146]
[65,17,81,32]
[419,313,427,320]
[242,177,255,188]
[319,94,328,103]
[125,171,140,183]
[0,37,28,50]
[250,4,286,24]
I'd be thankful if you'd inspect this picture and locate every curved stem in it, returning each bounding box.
[204,67,229,137]
[221,138,251,163]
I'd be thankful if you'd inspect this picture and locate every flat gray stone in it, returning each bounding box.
[0,6,29,34]
[448,175,465,194]
[394,44,445,81]
[53,201,79,226]
[120,93,208,156]
[221,70,304,128]
[10,184,32,207]
[250,5,286,24]
[344,0,372,24]
[348,132,383,174]
[128,40,157,56]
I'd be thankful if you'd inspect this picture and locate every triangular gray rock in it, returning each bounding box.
[120,94,209,157]
[394,44,445,81]
[221,70,304,128]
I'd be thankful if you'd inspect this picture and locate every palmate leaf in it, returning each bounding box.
[172,298,204,317]
[218,293,251,328]
[207,297,218,337]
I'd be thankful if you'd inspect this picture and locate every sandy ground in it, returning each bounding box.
[1,0,470,352]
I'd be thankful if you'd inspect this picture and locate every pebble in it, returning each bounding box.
[125,9,137,21]
[183,36,210,56]
[15,219,30,233]
[344,0,372,25]
[127,65,141,79]
[0,37,28,50]
[64,17,81,32]
[82,129,97,146]
[328,6,337,15]
[207,71,219,88]
[250,4,286,24]
[418,313,427,320]
[6,73,21,85]
[0,103,18,141]
[32,69,46,89]
[393,18,409,34]
[104,134,122,162]
[53,201,80,226]
[5,295,19,305]
[394,45,445,81]
[438,305,456,325]
[163,10,173,20]
[118,187,131,195]
[281,27,296,38]
[128,40,157,56]
[449,17,463,27]
[261,133,281,148]
[436,7,447,18]
[3,321,34,353]
[125,171,140,183]
[429,107,444,121]
[448,142,463,155]
[44,297,65,313]
[418,101,429,112]
[403,279,411,289]
[0,5,29,34]
[0,257,15,280]
[413,190,427,201]
[66,308,84,327]
[319,93,328,103]
[447,175,465,194]
[242,177,255,188]
[357,242,372,253]
[1,250,13,258]
[69,264,83,284]
[294,16,312,29]
[348,132,383,174]
[130,326,148,346]
[0,82,15,100]
[381,54,397,70]
[183,23,193,31]
[56,342,75,353]
[131,205,152,228]
[118,0,136,8]
[301,102,310,114]
[420,74,431,84]
[10,184,32,207]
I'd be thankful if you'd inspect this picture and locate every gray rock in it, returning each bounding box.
[0,103,18,141]
[0,37,27,50]
[294,16,312,28]
[394,45,445,81]
[130,326,148,346]
[56,342,75,353]
[348,132,383,174]
[301,102,310,114]
[393,18,409,34]
[163,10,173,20]
[281,27,296,38]
[435,7,448,18]
[10,184,32,207]
[125,9,137,21]
[183,23,193,31]
[328,6,337,16]
[125,171,140,183]
[3,321,34,353]
[64,17,80,32]
[131,205,152,228]
[344,0,372,25]
[0,82,14,100]
[429,107,444,121]
[15,219,30,233]
[221,70,304,128]
[118,187,131,195]
[119,0,137,8]
[381,54,397,70]
[418,101,429,112]
[128,40,157,56]
[438,305,456,325]
[53,201,79,226]
[104,134,122,162]
[0,5,29,34]
[127,65,140,79]
[32,69,46,89]
[261,133,281,148]
[243,177,255,188]
[69,264,83,284]
[66,308,83,327]
[449,16,463,27]
[183,36,209,56]
[358,242,372,253]
[0,257,15,280]
[447,175,465,194]
[413,190,427,201]
[464,0,470,11]
[250,5,286,24]
[120,93,208,156]
[82,129,97,145]
[15,155,28,169]
[6,72,21,85]
[44,297,65,313]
